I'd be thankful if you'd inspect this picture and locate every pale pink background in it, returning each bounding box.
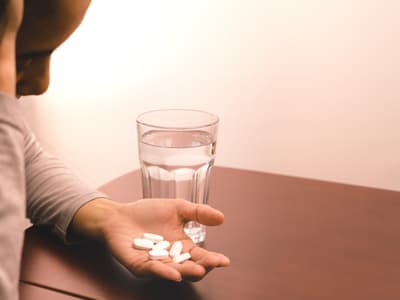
[21,0,400,191]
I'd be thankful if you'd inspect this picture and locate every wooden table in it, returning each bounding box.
[19,282,79,300]
[20,167,400,299]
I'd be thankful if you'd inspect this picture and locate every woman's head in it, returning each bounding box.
[16,0,91,95]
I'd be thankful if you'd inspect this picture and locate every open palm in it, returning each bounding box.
[101,198,230,282]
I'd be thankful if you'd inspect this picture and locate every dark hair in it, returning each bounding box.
[0,0,9,39]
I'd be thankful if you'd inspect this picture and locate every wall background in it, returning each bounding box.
[21,0,400,191]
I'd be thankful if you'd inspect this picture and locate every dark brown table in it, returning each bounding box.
[20,167,400,299]
[19,282,80,299]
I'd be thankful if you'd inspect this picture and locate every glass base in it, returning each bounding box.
[184,221,206,244]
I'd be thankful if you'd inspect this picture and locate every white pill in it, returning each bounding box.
[133,238,154,250]
[149,249,169,260]
[143,233,164,243]
[173,252,191,264]
[152,240,170,251]
[169,241,183,258]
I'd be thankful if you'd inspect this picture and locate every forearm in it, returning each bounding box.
[69,198,122,242]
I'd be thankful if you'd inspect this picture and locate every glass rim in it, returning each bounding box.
[136,109,219,130]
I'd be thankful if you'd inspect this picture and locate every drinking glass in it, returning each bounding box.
[136,109,219,244]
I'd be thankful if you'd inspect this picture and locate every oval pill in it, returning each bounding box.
[173,252,191,264]
[149,249,169,260]
[169,241,183,258]
[143,233,164,243]
[152,240,170,251]
[133,238,154,250]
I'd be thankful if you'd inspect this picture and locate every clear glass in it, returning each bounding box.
[136,109,219,244]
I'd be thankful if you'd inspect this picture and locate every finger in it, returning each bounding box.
[207,251,230,267]
[177,200,224,226]
[180,239,230,268]
[169,260,206,281]
[117,249,182,282]
[190,247,231,268]
[131,258,182,282]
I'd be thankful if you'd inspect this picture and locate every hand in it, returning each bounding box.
[71,198,230,282]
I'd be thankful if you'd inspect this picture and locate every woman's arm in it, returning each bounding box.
[23,125,111,242]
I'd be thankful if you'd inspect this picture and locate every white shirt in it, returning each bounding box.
[0,93,107,299]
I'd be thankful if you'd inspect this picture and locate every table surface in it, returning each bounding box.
[20,167,400,300]
[19,282,80,300]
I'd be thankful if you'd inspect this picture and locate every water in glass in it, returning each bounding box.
[139,130,216,244]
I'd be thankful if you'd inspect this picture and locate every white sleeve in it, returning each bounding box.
[0,93,26,300]
[24,123,110,242]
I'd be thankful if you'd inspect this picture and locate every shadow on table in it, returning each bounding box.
[134,280,203,300]
[22,227,204,300]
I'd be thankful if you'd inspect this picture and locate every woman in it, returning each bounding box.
[0,0,229,298]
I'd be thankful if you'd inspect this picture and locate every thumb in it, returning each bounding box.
[177,199,224,226]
